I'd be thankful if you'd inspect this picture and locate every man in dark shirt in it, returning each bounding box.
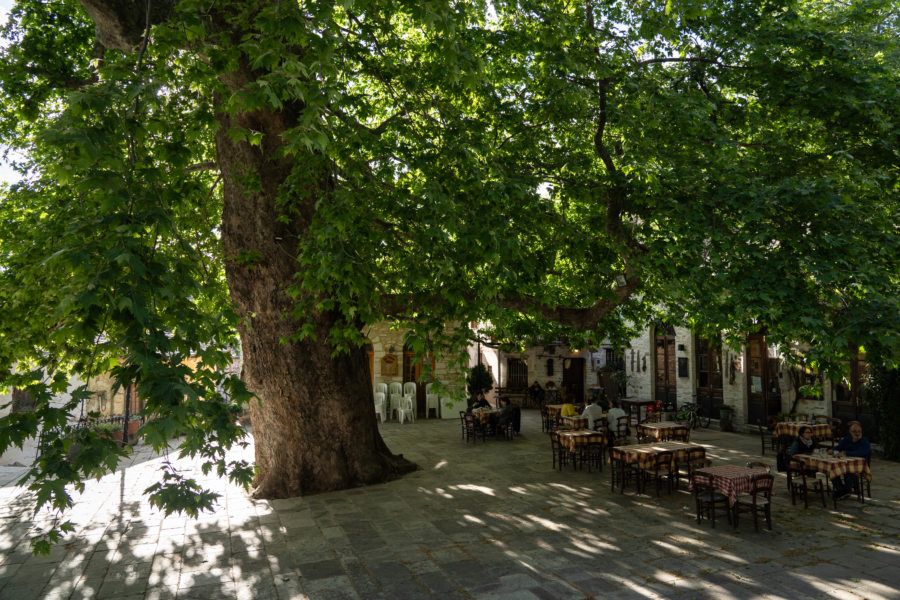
[830,421,871,500]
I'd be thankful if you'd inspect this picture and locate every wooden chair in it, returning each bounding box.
[691,470,731,528]
[616,416,630,440]
[734,473,774,532]
[676,448,708,489]
[463,412,485,443]
[827,417,843,447]
[550,432,569,470]
[540,405,551,433]
[787,458,826,508]
[609,446,638,493]
[757,419,776,456]
[746,461,771,473]
[668,428,690,442]
[639,451,674,497]
[581,440,605,474]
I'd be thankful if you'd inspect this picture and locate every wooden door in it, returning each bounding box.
[747,334,781,426]
[832,354,875,442]
[562,357,585,402]
[695,336,723,419]
[654,325,677,406]
[403,345,435,413]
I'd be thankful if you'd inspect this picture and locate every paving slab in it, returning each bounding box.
[1,411,899,598]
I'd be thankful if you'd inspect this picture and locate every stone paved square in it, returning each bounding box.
[1,410,899,598]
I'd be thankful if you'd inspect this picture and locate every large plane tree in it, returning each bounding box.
[0,0,897,551]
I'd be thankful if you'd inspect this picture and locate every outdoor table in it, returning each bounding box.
[637,421,689,442]
[556,429,606,454]
[615,441,704,469]
[559,415,589,430]
[545,404,567,417]
[692,464,769,505]
[791,453,871,505]
[774,422,831,439]
[610,441,705,492]
[472,408,499,426]
[619,398,657,426]
[556,429,606,472]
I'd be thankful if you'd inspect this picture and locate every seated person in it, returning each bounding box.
[496,397,515,434]
[789,425,819,456]
[470,390,491,410]
[606,400,627,440]
[829,421,871,500]
[581,398,605,431]
[526,381,545,406]
[560,395,578,417]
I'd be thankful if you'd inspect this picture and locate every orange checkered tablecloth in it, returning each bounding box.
[616,441,704,470]
[556,430,606,454]
[692,465,769,505]
[774,422,831,438]
[472,408,499,425]
[546,404,566,417]
[791,454,871,482]
[560,416,589,430]
[637,422,689,441]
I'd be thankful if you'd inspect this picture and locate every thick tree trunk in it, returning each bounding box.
[214,87,415,500]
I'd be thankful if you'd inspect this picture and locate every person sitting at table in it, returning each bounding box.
[470,390,491,410]
[526,381,545,406]
[789,425,819,456]
[495,397,515,435]
[829,421,871,500]
[560,394,578,417]
[581,397,605,431]
[606,400,627,440]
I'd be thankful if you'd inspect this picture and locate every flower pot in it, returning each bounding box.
[127,420,141,436]
[718,407,735,432]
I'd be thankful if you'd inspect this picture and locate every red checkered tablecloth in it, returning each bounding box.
[637,422,690,441]
[791,454,871,482]
[693,465,769,505]
[557,430,606,453]
[774,422,831,438]
[616,441,704,470]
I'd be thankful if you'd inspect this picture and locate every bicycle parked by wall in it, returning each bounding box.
[676,402,710,429]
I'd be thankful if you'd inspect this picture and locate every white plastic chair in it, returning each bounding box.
[388,382,403,420]
[426,382,435,395]
[374,382,388,398]
[398,395,416,424]
[403,381,416,398]
[425,393,440,419]
[374,392,387,423]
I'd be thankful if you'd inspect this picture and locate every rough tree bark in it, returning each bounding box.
[215,99,416,498]
[81,0,417,498]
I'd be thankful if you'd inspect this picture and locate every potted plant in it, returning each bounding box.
[93,421,122,442]
[127,415,142,437]
[716,404,735,432]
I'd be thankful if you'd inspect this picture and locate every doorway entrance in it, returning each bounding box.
[695,335,723,420]
[562,357,585,402]
[654,324,677,407]
[746,333,781,426]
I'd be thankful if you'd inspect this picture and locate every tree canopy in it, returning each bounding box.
[0,0,897,552]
